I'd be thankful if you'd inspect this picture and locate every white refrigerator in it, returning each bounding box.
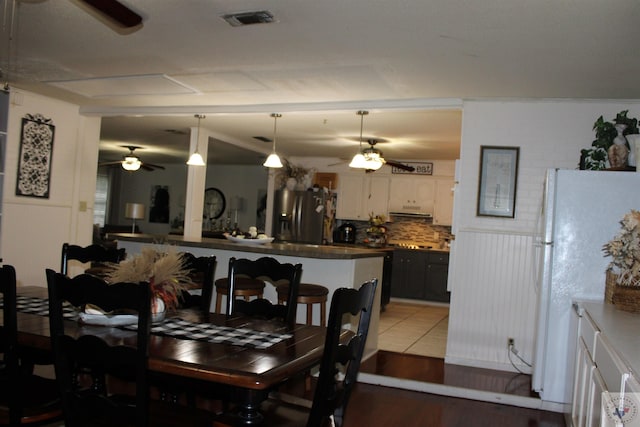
[532,168,640,405]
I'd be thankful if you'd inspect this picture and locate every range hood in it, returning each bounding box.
[389,211,433,219]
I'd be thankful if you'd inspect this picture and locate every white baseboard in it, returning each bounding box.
[356,372,567,413]
[444,355,532,375]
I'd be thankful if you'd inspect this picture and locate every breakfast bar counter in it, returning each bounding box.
[109,233,384,357]
[109,232,387,260]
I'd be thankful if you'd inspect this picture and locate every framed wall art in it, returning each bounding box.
[16,114,55,198]
[149,185,170,223]
[477,146,519,218]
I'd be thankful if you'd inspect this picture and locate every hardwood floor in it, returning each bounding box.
[342,382,566,427]
[349,300,566,426]
[360,350,537,398]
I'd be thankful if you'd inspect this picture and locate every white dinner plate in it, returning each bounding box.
[79,311,166,326]
[224,234,274,244]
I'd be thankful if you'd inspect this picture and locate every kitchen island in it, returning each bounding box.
[110,233,385,357]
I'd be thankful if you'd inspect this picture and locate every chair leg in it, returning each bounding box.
[306,303,313,325]
[215,291,223,314]
[320,301,326,326]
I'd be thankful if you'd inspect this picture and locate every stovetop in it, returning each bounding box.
[387,241,433,250]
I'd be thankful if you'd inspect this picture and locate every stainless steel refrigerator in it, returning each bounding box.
[532,168,640,405]
[272,190,326,244]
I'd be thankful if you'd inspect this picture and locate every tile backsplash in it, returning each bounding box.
[336,216,452,246]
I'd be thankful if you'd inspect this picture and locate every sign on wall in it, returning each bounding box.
[16,113,55,198]
[391,162,433,175]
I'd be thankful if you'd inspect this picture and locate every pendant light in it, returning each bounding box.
[349,110,369,169]
[186,114,206,166]
[263,113,283,168]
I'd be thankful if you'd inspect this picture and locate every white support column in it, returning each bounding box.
[264,168,277,236]
[184,125,208,238]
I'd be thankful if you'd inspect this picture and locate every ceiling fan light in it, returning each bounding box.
[122,156,141,171]
[263,153,283,168]
[366,158,384,170]
[349,153,368,169]
[364,151,381,161]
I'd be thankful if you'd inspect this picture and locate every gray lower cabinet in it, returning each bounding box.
[391,249,450,302]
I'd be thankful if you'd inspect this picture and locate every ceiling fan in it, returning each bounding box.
[99,146,165,172]
[79,0,143,29]
[360,139,415,173]
[342,110,415,173]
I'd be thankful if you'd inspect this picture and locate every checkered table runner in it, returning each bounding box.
[2,295,292,350]
[126,318,293,349]
[0,295,78,319]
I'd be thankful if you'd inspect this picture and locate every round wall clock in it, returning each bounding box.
[204,187,226,219]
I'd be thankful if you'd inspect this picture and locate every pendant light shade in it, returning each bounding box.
[349,110,369,169]
[186,152,205,166]
[263,113,283,168]
[187,114,206,166]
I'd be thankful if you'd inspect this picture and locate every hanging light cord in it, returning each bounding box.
[271,113,281,152]
[195,113,204,152]
[357,110,368,154]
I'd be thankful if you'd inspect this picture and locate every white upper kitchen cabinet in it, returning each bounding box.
[336,174,389,220]
[388,177,435,215]
[433,178,455,225]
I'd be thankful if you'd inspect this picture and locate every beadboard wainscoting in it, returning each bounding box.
[446,229,537,373]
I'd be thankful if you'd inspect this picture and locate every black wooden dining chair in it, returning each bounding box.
[256,278,378,427]
[45,269,152,427]
[177,252,217,312]
[60,242,126,277]
[226,257,302,325]
[150,252,217,404]
[0,264,62,426]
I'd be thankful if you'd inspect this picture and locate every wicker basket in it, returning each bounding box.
[605,270,640,313]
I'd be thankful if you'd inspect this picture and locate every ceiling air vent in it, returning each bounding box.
[222,11,276,27]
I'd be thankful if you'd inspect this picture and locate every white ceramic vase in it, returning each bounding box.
[285,177,297,191]
[608,124,629,168]
[625,134,640,168]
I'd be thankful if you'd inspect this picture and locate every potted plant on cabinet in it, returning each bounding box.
[580,110,639,170]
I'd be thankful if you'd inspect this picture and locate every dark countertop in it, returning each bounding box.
[108,233,388,260]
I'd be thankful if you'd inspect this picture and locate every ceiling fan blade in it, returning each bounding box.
[140,162,165,171]
[384,160,415,172]
[98,160,123,167]
[81,0,142,28]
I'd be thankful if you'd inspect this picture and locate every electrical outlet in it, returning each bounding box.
[507,337,515,347]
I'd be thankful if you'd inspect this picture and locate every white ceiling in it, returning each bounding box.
[3,0,639,166]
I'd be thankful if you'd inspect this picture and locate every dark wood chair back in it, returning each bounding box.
[226,257,302,325]
[307,279,378,427]
[0,264,19,425]
[179,252,216,312]
[0,265,62,425]
[60,243,126,276]
[45,269,151,427]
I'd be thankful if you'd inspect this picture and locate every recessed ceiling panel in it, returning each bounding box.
[46,74,200,98]
[171,72,269,93]
[251,65,397,99]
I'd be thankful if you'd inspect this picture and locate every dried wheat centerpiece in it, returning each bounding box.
[106,247,193,313]
[602,210,640,313]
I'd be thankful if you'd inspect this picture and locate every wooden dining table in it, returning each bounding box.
[7,286,327,425]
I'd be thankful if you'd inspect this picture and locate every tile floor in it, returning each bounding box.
[378,301,449,358]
